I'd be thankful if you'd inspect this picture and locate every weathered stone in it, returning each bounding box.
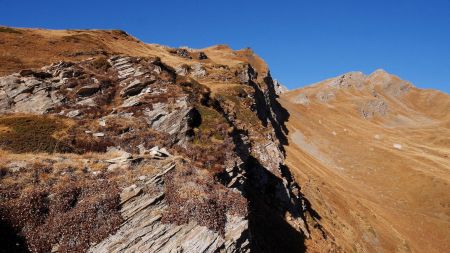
[144,97,197,146]
[66,109,81,118]
[93,132,105,137]
[273,79,288,95]
[13,89,57,114]
[76,97,97,106]
[76,84,100,97]
[7,161,27,173]
[121,95,143,107]
[89,164,249,253]
[175,65,188,76]
[106,151,132,164]
[173,48,191,59]
[293,93,310,105]
[190,63,206,78]
[121,80,147,97]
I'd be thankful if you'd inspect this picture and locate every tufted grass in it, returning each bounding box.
[0,115,68,153]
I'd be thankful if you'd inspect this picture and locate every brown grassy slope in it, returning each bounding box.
[0,26,268,86]
[280,71,450,253]
[0,27,145,75]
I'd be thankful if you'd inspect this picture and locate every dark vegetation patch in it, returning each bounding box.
[0,114,161,155]
[93,79,117,106]
[0,55,24,75]
[193,105,229,144]
[0,115,69,153]
[162,166,247,235]
[176,76,211,104]
[0,27,22,34]
[110,30,129,37]
[59,129,114,153]
[56,116,170,154]
[0,162,122,253]
[91,57,111,72]
[176,104,234,174]
[95,117,170,154]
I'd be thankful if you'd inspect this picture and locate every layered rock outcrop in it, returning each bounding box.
[0,51,324,252]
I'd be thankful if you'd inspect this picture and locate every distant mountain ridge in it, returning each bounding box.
[280,69,450,252]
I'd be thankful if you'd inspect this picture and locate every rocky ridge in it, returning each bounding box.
[0,39,330,252]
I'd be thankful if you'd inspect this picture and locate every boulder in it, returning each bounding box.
[93,132,105,137]
[175,48,191,59]
[144,97,197,146]
[76,84,100,97]
[66,110,81,118]
[190,63,207,78]
[120,80,147,97]
[198,52,208,60]
[175,65,189,76]
[138,145,171,158]
[121,95,143,108]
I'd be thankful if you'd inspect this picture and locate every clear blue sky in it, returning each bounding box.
[1,0,449,93]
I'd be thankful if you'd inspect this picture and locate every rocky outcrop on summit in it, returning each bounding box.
[289,70,415,120]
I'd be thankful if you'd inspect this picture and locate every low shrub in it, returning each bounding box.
[0,27,21,34]
[0,162,122,253]
[91,57,111,72]
[161,166,247,235]
[0,115,69,153]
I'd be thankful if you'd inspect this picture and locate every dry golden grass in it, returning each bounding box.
[0,26,271,94]
[280,73,450,253]
[0,114,71,153]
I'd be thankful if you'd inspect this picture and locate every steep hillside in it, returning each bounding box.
[0,26,336,253]
[280,71,450,252]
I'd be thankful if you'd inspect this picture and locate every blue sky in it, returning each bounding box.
[1,0,449,93]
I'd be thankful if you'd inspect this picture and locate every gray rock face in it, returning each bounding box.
[359,99,389,119]
[76,84,100,97]
[110,57,137,79]
[0,55,314,252]
[144,97,196,146]
[120,80,148,97]
[190,63,207,78]
[175,65,189,76]
[120,95,143,108]
[316,89,336,103]
[293,93,310,105]
[89,162,249,253]
[237,64,257,84]
[273,79,288,95]
[0,72,62,114]
[174,63,207,79]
